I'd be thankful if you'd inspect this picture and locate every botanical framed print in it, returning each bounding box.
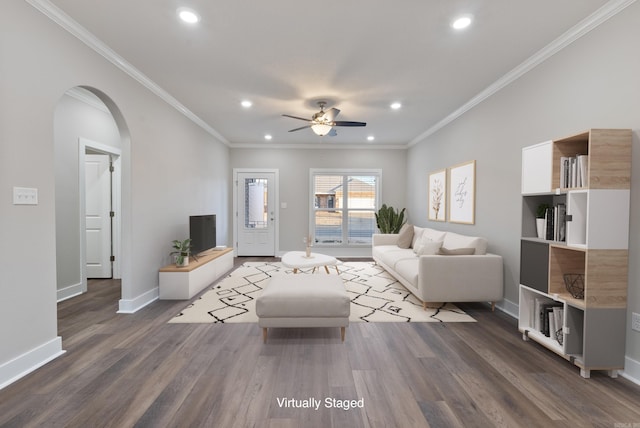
[448,160,475,224]
[428,169,446,221]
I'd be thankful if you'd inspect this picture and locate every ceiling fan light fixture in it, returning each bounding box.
[311,123,333,136]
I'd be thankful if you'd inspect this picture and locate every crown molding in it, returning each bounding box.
[229,142,407,150]
[409,0,637,147]
[26,0,230,146]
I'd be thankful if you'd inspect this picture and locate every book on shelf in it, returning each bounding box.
[540,302,563,337]
[552,306,564,345]
[543,204,566,242]
[560,154,588,188]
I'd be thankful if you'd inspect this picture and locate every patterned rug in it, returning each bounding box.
[168,261,475,323]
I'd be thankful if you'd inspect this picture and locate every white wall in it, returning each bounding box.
[407,2,640,379]
[0,0,229,387]
[230,147,406,256]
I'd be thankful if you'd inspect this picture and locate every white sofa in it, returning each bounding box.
[372,226,503,310]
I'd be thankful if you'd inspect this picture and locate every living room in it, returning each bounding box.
[2,0,640,425]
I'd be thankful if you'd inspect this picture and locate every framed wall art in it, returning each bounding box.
[448,160,475,224]
[428,169,446,221]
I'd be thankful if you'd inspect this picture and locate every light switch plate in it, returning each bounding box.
[13,187,38,205]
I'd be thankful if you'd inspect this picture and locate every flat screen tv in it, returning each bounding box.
[190,214,216,255]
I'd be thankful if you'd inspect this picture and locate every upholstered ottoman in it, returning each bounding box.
[256,274,350,343]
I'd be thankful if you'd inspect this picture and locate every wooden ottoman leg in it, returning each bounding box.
[341,326,346,342]
[263,328,268,344]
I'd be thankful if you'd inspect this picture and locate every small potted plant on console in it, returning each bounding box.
[171,238,196,267]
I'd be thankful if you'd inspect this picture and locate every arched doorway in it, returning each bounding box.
[54,86,130,309]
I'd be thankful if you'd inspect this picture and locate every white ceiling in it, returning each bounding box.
[41,0,617,148]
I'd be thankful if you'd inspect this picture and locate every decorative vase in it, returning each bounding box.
[305,246,311,257]
[176,255,189,267]
[536,218,545,239]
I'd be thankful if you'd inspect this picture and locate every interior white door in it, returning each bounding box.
[237,172,276,256]
[85,154,112,278]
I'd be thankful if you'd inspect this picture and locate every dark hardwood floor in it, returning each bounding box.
[1,257,639,427]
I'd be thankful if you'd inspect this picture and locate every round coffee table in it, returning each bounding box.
[281,251,340,274]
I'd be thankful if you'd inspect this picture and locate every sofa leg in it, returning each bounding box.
[491,302,496,312]
[262,328,268,343]
[422,301,427,311]
[341,326,346,342]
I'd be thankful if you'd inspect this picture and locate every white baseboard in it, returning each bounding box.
[118,287,158,314]
[0,337,65,390]
[622,355,640,386]
[496,298,519,319]
[57,281,84,302]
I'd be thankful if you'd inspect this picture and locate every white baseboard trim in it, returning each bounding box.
[621,356,640,386]
[118,287,159,314]
[0,337,65,390]
[57,281,84,302]
[496,298,519,319]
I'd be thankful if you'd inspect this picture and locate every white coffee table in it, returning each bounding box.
[281,251,340,274]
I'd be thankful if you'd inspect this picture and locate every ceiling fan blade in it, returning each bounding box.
[282,114,311,122]
[288,125,311,132]
[323,108,340,122]
[333,121,366,127]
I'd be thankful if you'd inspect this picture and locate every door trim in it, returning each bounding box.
[232,168,279,256]
[78,138,122,294]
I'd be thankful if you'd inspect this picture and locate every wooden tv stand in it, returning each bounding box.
[159,247,233,299]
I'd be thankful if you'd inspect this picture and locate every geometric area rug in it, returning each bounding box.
[168,261,475,324]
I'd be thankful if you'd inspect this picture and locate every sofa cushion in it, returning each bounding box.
[413,235,443,255]
[397,224,414,249]
[394,258,419,288]
[442,232,487,255]
[438,247,476,255]
[411,226,424,248]
[412,227,446,248]
[378,248,416,270]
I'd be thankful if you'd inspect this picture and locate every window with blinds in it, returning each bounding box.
[311,171,380,246]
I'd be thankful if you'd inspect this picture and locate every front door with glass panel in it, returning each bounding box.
[236,172,276,256]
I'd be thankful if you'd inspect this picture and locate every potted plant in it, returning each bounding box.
[536,203,550,239]
[375,204,406,234]
[171,238,195,267]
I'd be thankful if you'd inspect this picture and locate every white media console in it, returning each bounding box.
[159,247,233,299]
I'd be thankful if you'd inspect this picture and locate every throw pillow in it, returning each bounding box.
[414,239,443,255]
[397,223,414,249]
[438,247,476,256]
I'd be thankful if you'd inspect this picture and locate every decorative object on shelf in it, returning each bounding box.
[563,273,585,299]
[303,234,313,258]
[171,238,195,267]
[555,328,563,345]
[448,160,475,224]
[536,203,550,239]
[375,204,406,233]
[428,169,446,221]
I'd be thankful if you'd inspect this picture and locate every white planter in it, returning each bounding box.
[176,255,189,267]
[536,218,546,239]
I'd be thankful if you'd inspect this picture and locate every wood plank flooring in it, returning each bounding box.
[1,257,640,427]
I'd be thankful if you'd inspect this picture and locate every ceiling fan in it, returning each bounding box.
[282,101,366,136]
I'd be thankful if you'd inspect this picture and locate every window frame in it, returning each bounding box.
[309,168,382,247]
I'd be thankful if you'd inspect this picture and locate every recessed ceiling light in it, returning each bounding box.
[451,15,472,30]
[264,134,272,140]
[241,100,252,108]
[177,8,200,24]
[367,136,375,141]
[390,102,402,110]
